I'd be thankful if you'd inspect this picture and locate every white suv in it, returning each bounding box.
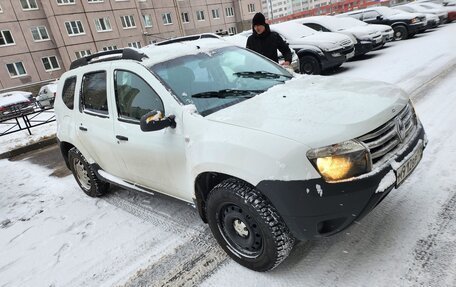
[55,39,427,272]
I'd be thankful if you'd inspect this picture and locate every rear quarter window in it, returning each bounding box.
[62,77,77,110]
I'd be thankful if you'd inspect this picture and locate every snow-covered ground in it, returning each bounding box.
[0,23,455,287]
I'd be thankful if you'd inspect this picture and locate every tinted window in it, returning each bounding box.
[62,77,76,110]
[115,70,164,121]
[363,11,381,21]
[348,12,362,20]
[81,71,108,115]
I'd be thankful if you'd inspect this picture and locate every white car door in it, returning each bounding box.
[109,62,191,202]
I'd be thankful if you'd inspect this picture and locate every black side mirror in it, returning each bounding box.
[140,110,176,132]
[376,15,383,20]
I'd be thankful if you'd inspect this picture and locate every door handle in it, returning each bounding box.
[116,135,128,141]
[79,126,88,131]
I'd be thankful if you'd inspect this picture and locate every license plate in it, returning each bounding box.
[346,50,355,59]
[395,142,423,187]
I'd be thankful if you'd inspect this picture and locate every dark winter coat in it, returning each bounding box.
[246,24,293,64]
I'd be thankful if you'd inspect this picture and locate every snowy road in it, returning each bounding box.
[1,23,455,287]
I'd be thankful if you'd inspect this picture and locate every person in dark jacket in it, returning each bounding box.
[246,12,292,66]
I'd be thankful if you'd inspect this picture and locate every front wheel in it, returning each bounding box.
[68,147,109,197]
[299,55,321,75]
[206,179,295,272]
[393,25,408,41]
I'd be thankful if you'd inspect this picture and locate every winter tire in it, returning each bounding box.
[299,55,321,75]
[68,147,109,197]
[393,25,408,41]
[206,178,295,272]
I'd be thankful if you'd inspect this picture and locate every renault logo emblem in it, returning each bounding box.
[395,117,406,142]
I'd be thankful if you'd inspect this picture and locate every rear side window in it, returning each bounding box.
[81,71,108,115]
[304,23,328,32]
[363,11,380,21]
[348,13,362,20]
[62,77,76,110]
[114,70,164,121]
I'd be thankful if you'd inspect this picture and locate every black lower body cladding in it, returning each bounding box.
[256,124,426,241]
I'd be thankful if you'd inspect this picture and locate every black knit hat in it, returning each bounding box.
[252,12,266,26]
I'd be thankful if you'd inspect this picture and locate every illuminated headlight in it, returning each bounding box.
[306,140,371,181]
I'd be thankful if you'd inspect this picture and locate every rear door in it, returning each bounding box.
[75,63,125,177]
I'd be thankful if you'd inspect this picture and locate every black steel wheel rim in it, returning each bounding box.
[302,62,314,74]
[217,203,263,258]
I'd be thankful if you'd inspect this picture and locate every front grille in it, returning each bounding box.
[341,47,355,55]
[357,104,417,165]
[340,39,352,46]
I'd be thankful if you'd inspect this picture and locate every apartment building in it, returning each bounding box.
[261,0,293,19]
[0,0,261,90]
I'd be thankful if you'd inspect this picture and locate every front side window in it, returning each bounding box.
[196,10,205,21]
[363,11,381,21]
[95,17,112,32]
[31,26,50,41]
[57,0,75,4]
[65,21,85,36]
[62,76,76,110]
[114,70,164,121]
[120,15,136,29]
[162,13,172,24]
[6,62,27,77]
[0,30,15,46]
[150,46,291,116]
[81,71,108,115]
[42,56,60,71]
[143,15,153,27]
[20,0,38,10]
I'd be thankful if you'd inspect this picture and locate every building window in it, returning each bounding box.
[20,0,38,10]
[6,62,27,78]
[0,30,15,46]
[143,15,152,28]
[248,3,256,13]
[162,13,172,25]
[31,26,50,41]
[120,15,136,29]
[226,7,234,17]
[56,0,75,5]
[196,10,205,21]
[212,9,220,19]
[0,4,3,12]
[65,21,85,36]
[95,17,112,32]
[128,41,141,49]
[228,26,237,35]
[181,12,189,23]
[87,0,103,2]
[42,56,60,71]
[103,45,117,51]
[75,50,91,59]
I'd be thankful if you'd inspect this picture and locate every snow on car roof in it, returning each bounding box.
[270,21,316,38]
[293,16,367,30]
[0,91,31,106]
[140,38,235,67]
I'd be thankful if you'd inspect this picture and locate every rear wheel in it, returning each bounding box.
[68,147,109,197]
[206,178,294,272]
[393,25,408,41]
[299,55,321,75]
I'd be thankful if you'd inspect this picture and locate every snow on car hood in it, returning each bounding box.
[206,76,409,148]
[341,26,382,39]
[0,91,32,107]
[289,32,353,51]
[388,12,422,20]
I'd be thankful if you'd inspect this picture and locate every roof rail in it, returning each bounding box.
[155,33,221,46]
[69,48,149,70]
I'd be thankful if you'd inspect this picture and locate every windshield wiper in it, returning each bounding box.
[191,89,265,99]
[233,71,292,81]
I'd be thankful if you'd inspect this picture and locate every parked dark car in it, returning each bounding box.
[338,7,426,40]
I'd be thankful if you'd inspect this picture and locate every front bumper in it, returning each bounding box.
[320,46,354,70]
[256,122,427,241]
[354,41,373,56]
[409,22,426,33]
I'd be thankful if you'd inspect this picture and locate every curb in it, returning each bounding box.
[0,135,57,160]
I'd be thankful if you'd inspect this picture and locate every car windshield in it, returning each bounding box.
[150,46,292,116]
[375,7,402,16]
